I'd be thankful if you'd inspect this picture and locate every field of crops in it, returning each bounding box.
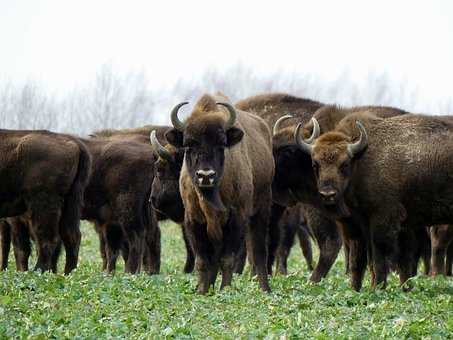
[0,221,452,338]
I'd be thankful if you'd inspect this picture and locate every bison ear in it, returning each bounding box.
[226,127,244,147]
[165,128,184,148]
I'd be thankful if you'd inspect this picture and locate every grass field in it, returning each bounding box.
[0,221,452,339]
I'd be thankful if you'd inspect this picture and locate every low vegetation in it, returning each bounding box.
[0,222,451,338]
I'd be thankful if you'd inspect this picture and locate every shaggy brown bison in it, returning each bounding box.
[429,224,453,276]
[164,93,274,293]
[294,112,453,289]
[0,130,91,274]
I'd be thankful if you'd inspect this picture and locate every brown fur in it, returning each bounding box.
[0,129,92,273]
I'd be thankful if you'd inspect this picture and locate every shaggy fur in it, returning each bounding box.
[0,129,92,273]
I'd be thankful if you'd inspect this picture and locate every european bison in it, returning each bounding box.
[165,93,274,293]
[0,130,91,273]
[79,132,164,274]
[272,105,409,290]
[295,112,453,289]
[151,93,342,281]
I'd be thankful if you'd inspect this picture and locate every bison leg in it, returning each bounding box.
[309,213,342,283]
[430,228,448,276]
[343,241,350,274]
[0,220,11,270]
[297,223,314,271]
[94,222,108,271]
[233,239,247,274]
[30,199,62,273]
[370,218,399,289]
[220,211,244,290]
[338,217,367,291]
[50,241,62,273]
[275,221,296,275]
[446,242,453,276]
[248,205,271,293]
[396,229,417,290]
[102,222,122,273]
[267,204,286,275]
[11,219,31,271]
[186,219,218,294]
[181,224,195,274]
[59,220,81,275]
[143,217,161,275]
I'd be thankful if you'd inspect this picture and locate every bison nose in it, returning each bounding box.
[319,190,337,202]
[196,169,216,187]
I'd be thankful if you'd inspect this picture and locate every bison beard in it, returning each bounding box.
[199,188,226,212]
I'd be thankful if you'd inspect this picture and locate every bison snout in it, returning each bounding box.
[196,169,216,187]
[319,189,337,204]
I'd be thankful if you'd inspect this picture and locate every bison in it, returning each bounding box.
[272,105,409,290]
[151,93,342,281]
[0,130,91,274]
[294,112,453,289]
[164,93,274,293]
[79,132,164,274]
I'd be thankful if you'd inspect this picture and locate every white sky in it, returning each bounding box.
[1,0,453,101]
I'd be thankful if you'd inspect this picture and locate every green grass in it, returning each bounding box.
[0,222,452,339]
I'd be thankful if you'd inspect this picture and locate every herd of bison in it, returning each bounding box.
[0,92,452,294]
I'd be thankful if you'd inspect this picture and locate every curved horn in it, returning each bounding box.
[216,102,237,129]
[294,118,320,155]
[170,102,189,131]
[347,121,368,158]
[150,130,173,163]
[273,114,293,136]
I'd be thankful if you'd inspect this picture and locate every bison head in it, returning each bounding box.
[165,101,244,211]
[149,130,185,222]
[294,118,368,216]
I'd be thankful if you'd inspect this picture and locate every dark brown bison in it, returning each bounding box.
[79,133,164,274]
[95,126,195,274]
[429,224,453,276]
[272,105,409,290]
[0,130,91,274]
[164,93,274,293]
[293,112,453,289]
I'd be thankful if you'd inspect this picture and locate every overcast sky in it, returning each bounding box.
[1,0,452,102]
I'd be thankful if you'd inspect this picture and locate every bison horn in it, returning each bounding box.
[150,130,173,163]
[273,114,293,136]
[294,118,320,155]
[216,102,237,129]
[347,121,368,158]
[170,102,189,131]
